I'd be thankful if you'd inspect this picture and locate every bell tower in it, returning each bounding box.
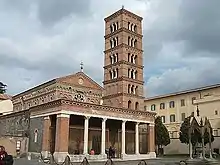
[103,8,145,110]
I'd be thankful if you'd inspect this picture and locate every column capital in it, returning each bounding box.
[122,120,127,124]
[44,116,50,120]
[148,123,155,127]
[57,114,70,118]
[102,118,107,122]
[84,116,90,120]
[136,122,140,125]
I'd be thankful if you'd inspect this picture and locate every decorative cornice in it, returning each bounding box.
[104,8,143,22]
[102,93,144,99]
[103,60,144,69]
[0,109,29,119]
[12,79,56,99]
[103,76,144,85]
[104,27,143,39]
[104,43,143,54]
[29,98,156,118]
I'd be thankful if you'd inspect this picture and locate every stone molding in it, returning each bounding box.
[29,99,156,118]
[104,8,143,22]
[57,113,70,118]
[104,27,143,39]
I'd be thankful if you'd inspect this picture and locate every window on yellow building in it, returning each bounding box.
[181,113,186,121]
[215,110,218,115]
[161,116,165,123]
[170,114,175,122]
[192,97,196,104]
[144,106,147,111]
[169,101,175,108]
[160,103,165,109]
[151,104,156,111]
[180,99,185,106]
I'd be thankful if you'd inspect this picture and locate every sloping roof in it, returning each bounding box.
[144,83,220,101]
[57,72,104,90]
[0,94,12,100]
[13,71,103,98]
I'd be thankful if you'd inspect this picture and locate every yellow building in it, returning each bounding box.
[144,83,220,154]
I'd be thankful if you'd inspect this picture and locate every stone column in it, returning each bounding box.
[101,118,107,156]
[83,116,90,155]
[135,122,139,155]
[147,124,156,158]
[54,114,70,162]
[121,120,126,157]
[42,116,51,158]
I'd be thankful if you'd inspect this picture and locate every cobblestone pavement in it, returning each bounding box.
[14,158,184,165]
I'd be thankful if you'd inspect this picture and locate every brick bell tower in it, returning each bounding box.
[102,7,145,111]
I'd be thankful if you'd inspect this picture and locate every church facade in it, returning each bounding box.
[0,8,156,162]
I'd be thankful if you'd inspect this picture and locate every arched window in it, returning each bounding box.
[131,85,134,94]
[109,71,112,79]
[116,68,119,78]
[131,23,133,31]
[116,53,118,62]
[131,38,133,47]
[128,69,130,78]
[135,102,139,110]
[135,86,138,95]
[128,100,132,109]
[128,53,130,62]
[113,23,116,32]
[134,39,137,48]
[110,40,113,48]
[113,54,116,63]
[134,55,137,64]
[128,36,130,45]
[134,25,137,32]
[128,22,130,30]
[131,69,134,79]
[116,22,119,30]
[128,84,131,93]
[110,25,113,33]
[113,38,116,47]
[131,54,134,63]
[134,70,137,79]
[116,37,119,46]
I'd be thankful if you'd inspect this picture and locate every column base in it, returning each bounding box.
[41,151,50,158]
[148,152,156,158]
[53,152,69,163]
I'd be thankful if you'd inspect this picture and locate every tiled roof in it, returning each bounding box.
[0,94,12,100]
[145,83,220,101]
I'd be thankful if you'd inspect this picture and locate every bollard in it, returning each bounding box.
[64,155,71,165]
[179,160,186,165]
[138,160,147,165]
[104,158,114,165]
[80,157,90,165]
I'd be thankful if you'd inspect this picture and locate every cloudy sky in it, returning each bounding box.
[0,0,220,97]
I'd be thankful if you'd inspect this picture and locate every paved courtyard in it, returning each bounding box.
[14,158,184,165]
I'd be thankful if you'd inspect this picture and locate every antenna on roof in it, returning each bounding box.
[80,61,84,72]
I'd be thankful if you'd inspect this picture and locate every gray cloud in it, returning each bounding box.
[38,0,91,26]
[1,0,220,98]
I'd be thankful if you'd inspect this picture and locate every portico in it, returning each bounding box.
[31,99,156,162]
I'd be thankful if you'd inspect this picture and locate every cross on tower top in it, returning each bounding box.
[122,5,124,9]
[80,61,84,72]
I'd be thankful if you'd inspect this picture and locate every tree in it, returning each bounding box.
[155,116,170,155]
[179,116,214,154]
[0,82,7,94]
